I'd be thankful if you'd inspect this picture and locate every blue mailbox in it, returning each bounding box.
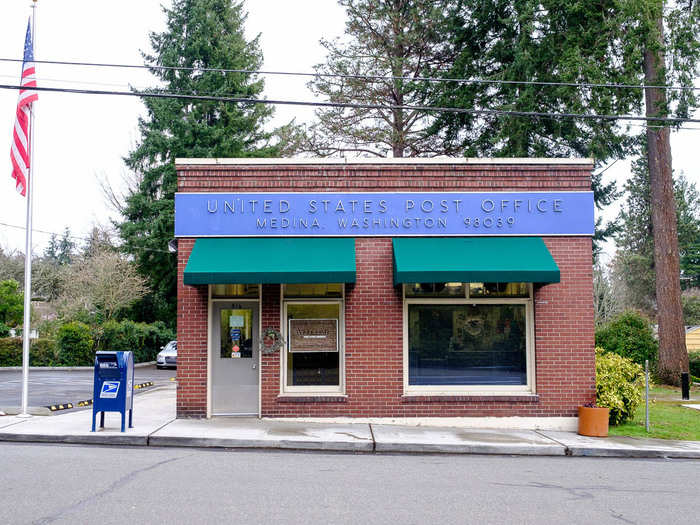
[91,351,134,432]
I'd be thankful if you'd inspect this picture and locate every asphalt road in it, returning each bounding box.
[1,443,698,525]
[0,366,175,409]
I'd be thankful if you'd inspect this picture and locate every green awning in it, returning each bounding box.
[392,237,560,285]
[184,238,356,285]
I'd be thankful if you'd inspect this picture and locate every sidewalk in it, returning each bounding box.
[2,385,700,458]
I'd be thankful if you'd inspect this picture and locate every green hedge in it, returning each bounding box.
[57,322,94,366]
[96,320,174,363]
[0,338,58,366]
[0,320,175,367]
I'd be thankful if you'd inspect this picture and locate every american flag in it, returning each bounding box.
[10,20,38,197]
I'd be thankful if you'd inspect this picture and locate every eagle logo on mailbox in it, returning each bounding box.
[100,381,120,399]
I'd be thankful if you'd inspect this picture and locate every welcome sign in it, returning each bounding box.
[174,191,594,237]
[289,319,339,353]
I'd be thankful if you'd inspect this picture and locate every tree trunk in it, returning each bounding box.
[643,9,688,385]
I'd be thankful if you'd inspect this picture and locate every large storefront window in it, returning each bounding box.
[408,304,526,386]
[404,283,533,393]
[283,285,344,393]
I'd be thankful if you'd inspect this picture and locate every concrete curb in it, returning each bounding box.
[372,441,564,455]
[1,427,700,458]
[537,430,700,459]
[0,432,148,446]
[148,435,374,452]
[566,446,700,459]
[0,362,156,371]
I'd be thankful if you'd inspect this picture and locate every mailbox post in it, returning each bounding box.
[91,351,134,432]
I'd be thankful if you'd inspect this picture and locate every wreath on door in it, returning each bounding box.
[259,327,285,354]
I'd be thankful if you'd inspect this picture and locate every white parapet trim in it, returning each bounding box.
[264,416,578,431]
[175,157,594,166]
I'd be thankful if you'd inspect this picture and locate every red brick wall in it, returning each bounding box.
[176,239,208,418]
[176,162,595,418]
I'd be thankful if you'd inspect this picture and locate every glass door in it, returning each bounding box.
[212,302,259,415]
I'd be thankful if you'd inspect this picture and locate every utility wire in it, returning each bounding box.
[0,222,172,255]
[0,83,698,125]
[4,75,699,131]
[0,56,698,92]
[593,159,619,177]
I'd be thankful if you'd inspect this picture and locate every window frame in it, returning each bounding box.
[280,285,345,395]
[402,284,535,396]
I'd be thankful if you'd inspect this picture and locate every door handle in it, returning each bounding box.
[252,363,257,369]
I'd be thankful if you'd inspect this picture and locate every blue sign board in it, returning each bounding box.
[175,192,594,237]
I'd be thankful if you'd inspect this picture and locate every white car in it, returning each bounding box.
[156,341,177,369]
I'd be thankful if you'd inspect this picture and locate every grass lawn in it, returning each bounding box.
[608,384,700,441]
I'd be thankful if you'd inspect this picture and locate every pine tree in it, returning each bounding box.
[44,234,59,263]
[304,0,456,157]
[428,1,699,252]
[57,227,75,266]
[613,145,700,317]
[117,0,282,324]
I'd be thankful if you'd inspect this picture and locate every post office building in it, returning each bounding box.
[175,158,595,430]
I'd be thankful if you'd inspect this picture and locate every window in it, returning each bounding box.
[282,285,344,393]
[284,283,343,298]
[404,283,533,394]
[211,284,259,298]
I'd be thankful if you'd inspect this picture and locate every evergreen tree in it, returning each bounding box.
[57,227,75,266]
[44,234,59,263]
[427,1,699,251]
[304,0,456,157]
[613,147,700,315]
[117,0,283,325]
[44,228,75,266]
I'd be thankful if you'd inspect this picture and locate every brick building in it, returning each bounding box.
[175,158,595,430]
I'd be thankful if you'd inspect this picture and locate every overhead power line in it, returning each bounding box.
[0,83,698,125]
[0,222,172,255]
[0,56,698,92]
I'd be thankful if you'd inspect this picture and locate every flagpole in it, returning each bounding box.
[19,0,38,418]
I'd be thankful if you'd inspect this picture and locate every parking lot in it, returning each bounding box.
[0,365,175,411]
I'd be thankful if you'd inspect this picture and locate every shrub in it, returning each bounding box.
[0,322,10,338]
[596,348,645,425]
[140,321,175,363]
[30,339,58,366]
[57,321,94,366]
[595,310,658,365]
[94,320,175,363]
[0,338,58,367]
[689,352,700,379]
[0,337,21,366]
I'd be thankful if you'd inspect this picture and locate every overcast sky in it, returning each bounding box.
[0,0,697,263]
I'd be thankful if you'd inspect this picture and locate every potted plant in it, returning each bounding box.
[577,402,610,437]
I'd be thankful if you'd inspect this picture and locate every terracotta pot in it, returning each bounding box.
[577,406,610,437]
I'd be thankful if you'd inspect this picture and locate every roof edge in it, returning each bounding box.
[175,157,594,166]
